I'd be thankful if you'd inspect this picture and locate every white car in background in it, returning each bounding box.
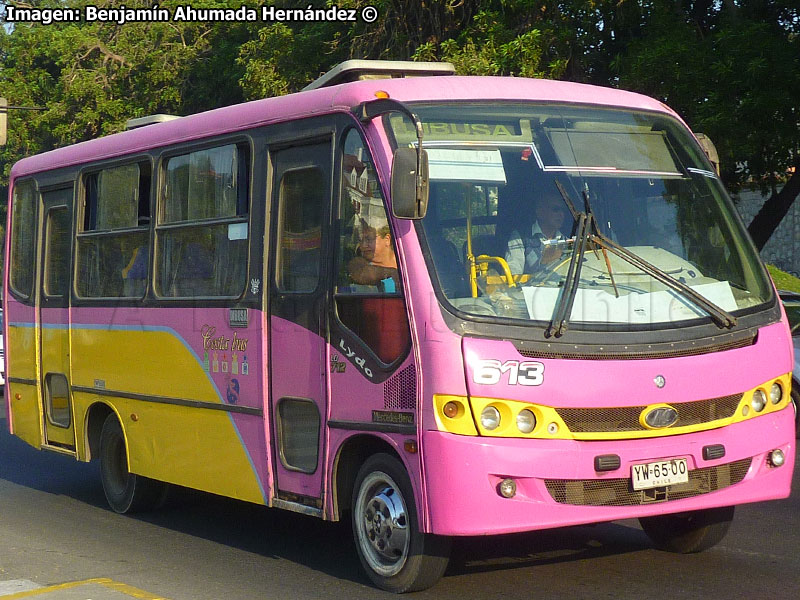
[779,291,800,437]
[0,307,4,388]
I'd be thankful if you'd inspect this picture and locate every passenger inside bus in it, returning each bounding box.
[173,241,214,296]
[347,219,399,292]
[121,245,148,296]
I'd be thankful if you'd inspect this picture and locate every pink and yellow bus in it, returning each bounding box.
[4,61,795,592]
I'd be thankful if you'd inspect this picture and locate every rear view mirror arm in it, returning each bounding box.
[358,99,426,207]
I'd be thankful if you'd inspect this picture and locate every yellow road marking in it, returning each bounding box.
[0,578,168,599]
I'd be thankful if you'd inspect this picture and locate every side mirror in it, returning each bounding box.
[391,147,429,219]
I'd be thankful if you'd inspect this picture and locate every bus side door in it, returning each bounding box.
[37,186,75,450]
[268,138,332,505]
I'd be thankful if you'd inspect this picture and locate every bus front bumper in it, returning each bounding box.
[421,406,795,536]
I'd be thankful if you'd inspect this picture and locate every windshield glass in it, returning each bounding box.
[388,103,771,329]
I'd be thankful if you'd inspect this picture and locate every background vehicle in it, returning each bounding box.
[3,61,795,592]
[779,290,800,436]
[0,308,4,388]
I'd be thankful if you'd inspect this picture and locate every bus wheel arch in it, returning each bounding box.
[333,434,403,521]
[98,412,166,514]
[85,402,115,462]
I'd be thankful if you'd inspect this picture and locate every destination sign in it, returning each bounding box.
[389,115,534,144]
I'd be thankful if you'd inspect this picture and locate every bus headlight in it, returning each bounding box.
[768,449,785,467]
[769,382,783,405]
[481,406,501,430]
[516,409,536,434]
[751,389,767,412]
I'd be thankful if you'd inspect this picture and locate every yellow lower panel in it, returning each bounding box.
[8,383,42,449]
[73,393,265,505]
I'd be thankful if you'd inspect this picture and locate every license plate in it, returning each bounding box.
[631,458,689,491]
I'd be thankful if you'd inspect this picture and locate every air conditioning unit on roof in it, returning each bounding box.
[303,60,455,91]
[125,114,181,130]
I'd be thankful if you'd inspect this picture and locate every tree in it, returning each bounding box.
[0,0,250,181]
[612,0,800,250]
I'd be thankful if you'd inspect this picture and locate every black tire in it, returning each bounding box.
[99,414,167,514]
[351,453,451,593]
[791,382,799,439]
[639,505,735,553]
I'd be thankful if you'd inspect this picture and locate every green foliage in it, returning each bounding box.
[612,0,800,193]
[1,0,798,251]
[768,264,800,294]
[0,0,249,179]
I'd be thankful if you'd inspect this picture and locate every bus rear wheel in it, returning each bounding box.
[352,454,451,593]
[639,505,734,553]
[99,414,166,514]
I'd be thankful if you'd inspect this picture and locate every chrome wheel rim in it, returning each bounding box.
[355,471,410,577]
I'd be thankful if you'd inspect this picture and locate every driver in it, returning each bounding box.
[505,188,569,274]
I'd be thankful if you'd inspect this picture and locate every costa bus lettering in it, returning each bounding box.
[201,325,249,352]
[473,359,545,386]
[201,325,229,351]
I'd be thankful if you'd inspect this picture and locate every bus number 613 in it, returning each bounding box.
[472,359,545,386]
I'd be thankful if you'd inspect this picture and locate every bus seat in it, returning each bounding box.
[173,242,215,296]
[425,233,469,297]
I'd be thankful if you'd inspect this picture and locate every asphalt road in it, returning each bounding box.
[0,410,798,600]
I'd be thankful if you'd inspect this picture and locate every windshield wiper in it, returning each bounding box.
[547,181,737,337]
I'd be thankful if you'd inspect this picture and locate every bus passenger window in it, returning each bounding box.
[9,180,37,299]
[76,163,150,298]
[156,144,249,298]
[334,130,410,364]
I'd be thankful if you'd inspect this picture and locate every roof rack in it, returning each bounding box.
[303,60,455,91]
[125,114,181,130]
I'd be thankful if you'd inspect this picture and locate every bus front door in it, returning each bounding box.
[37,187,75,451]
[268,139,332,507]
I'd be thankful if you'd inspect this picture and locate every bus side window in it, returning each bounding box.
[156,144,249,298]
[76,163,150,298]
[334,129,410,364]
[9,180,37,299]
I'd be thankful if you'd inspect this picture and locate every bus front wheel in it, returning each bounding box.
[99,414,166,514]
[351,454,451,593]
[639,505,734,553]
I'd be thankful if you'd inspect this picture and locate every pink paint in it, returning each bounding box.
[423,409,794,535]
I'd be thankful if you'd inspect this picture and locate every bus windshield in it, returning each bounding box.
[388,104,772,329]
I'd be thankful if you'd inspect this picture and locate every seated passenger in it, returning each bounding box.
[121,245,148,296]
[505,188,568,274]
[174,241,214,296]
[347,220,399,292]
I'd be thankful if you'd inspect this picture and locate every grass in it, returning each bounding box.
[767,264,800,293]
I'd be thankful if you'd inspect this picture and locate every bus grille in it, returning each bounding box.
[556,394,742,433]
[544,457,751,506]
